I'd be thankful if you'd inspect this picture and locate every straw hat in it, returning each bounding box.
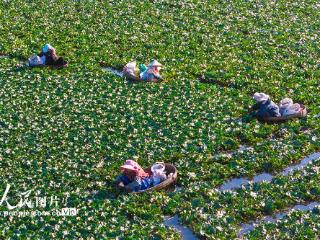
[253,92,270,102]
[279,98,293,107]
[148,60,163,68]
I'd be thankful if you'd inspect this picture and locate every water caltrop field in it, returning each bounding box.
[0,0,320,239]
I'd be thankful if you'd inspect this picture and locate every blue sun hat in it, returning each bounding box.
[42,44,53,53]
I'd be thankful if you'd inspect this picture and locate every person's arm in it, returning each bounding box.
[44,51,55,65]
[51,48,58,59]
[264,101,280,117]
[114,175,127,191]
[248,103,260,117]
[124,179,140,192]
[250,103,260,111]
[269,105,281,117]
[152,72,163,81]
[115,175,123,184]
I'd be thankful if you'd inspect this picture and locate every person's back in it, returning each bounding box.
[140,60,163,81]
[140,70,160,81]
[255,99,281,118]
[37,44,67,67]
[39,47,60,64]
[115,159,152,192]
[252,93,281,118]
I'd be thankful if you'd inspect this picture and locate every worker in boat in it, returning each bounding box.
[115,160,152,192]
[37,44,67,67]
[139,60,163,81]
[251,93,281,118]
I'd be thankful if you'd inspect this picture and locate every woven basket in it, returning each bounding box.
[258,105,307,123]
[123,71,161,82]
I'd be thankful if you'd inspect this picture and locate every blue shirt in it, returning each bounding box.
[117,174,153,192]
[253,99,281,118]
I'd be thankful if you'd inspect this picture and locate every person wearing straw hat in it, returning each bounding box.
[251,92,281,118]
[140,59,163,81]
[115,160,153,192]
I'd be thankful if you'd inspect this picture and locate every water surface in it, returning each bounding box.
[219,152,320,191]
[102,67,123,77]
[164,215,198,240]
[238,201,320,236]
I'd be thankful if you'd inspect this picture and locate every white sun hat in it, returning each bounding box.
[148,60,163,68]
[123,61,137,76]
[279,98,293,107]
[253,92,270,102]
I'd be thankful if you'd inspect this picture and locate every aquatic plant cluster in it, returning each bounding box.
[0,0,319,239]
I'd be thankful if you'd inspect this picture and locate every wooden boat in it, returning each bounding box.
[117,163,178,194]
[51,62,68,69]
[28,61,68,69]
[258,105,307,123]
[123,70,162,83]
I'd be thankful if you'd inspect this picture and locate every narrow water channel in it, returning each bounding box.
[238,201,320,236]
[102,67,123,77]
[164,215,198,240]
[219,152,320,191]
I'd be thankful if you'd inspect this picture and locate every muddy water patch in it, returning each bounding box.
[164,215,198,240]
